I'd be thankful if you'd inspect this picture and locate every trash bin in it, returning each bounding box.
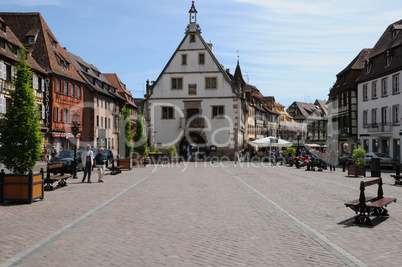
[371,158,381,177]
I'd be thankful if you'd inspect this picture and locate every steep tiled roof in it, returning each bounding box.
[288,101,327,121]
[65,50,125,101]
[104,73,137,108]
[0,15,46,74]
[329,48,372,97]
[358,19,402,82]
[0,12,84,82]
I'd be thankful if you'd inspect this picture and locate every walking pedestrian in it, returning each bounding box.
[328,148,336,172]
[50,145,57,159]
[94,148,107,183]
[44,146,48,162]
[81,144,94,183]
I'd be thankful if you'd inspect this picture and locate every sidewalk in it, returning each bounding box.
[1,162,401,266]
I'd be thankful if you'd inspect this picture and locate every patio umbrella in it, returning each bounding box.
[249,136,292,147]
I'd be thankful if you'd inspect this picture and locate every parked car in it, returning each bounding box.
[364,152,395,169]
[338,151,353,166]
[48,150,83,172]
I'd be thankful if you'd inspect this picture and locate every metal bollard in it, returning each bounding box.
[342,161,346,172]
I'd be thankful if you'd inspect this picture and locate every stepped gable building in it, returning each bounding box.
[65,51,126,154]
[104,73,138,125]
[145,2,246,158]
[357,19,402,162]
[0,16,48,142]
[328,49,371,154]
[1,12,86,151]
[287,100,328,145]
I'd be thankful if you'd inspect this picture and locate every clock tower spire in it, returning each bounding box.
[189,1,197,24]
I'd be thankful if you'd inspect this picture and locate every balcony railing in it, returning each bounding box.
[367,122,392,133]
[181,117,205,129]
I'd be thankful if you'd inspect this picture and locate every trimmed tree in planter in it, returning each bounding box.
[133,108,148,165]
[167,145,179,163]
[118,106,134,169]
[348,148,367,177]
[0,49,44,203]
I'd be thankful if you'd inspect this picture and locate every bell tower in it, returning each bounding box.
[189,1,197,24]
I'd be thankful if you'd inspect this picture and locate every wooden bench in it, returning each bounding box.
[345,177,397,224]
[44,163,72,191]
[109,159,123,175]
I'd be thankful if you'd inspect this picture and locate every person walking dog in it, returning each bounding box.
[94,148,107,183]
[81,144,94,183]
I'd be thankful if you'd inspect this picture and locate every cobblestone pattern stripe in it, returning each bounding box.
[220,166,367,267]
[0,167,162,267]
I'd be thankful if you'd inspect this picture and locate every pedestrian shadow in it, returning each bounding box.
[337,216,389,228]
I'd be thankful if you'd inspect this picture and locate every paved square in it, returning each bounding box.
[1,162,401,266]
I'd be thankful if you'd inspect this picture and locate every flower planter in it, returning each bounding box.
[171,156,180,164]
[348,166,366,177]
[0,169,44,204]
[118,158,132,170]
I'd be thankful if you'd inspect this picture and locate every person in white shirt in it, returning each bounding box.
[81,144,94,183]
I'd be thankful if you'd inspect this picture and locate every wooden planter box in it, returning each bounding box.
[143,156,150,165]
[348,166,366,177]
[0,169,44,204]
[118,158,132,170]
[171,156,180,163]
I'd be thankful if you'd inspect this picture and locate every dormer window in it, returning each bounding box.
[365,59,372,74]
[48,33,57,49]
[28,37,35,44]
[386,51,392,67]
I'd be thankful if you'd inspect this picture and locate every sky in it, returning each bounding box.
[1,0,401,108]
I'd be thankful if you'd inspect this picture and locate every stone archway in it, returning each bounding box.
[179,132,207,159]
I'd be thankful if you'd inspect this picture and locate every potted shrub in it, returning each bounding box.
[167,145,179,163]
[0,49,44,204]
[348,148,366,177]
[284,147,296,165]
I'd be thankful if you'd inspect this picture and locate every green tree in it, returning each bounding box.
[0,49,42,173]
[133,108,148,155]
[122,106,134,158]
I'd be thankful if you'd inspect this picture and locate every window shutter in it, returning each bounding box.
[41,78,45,91]
[0,83,3,94]
[2,97,6,114]
[33,74,38,89]
[42,105,45,120]
[11,66,16,80]
[0,62,4,80]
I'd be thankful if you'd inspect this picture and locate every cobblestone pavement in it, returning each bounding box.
[1,162,401,266]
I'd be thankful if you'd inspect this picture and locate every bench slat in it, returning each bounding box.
[345,196,375,206]
[364,178,381,187]
[367,198,397,208]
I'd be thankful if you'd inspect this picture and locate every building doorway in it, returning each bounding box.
[179,132,207,160]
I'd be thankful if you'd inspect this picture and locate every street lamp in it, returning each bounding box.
[296,129,301,156]
[71,120,80,179]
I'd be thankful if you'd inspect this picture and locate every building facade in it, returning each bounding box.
[0,15,48,146]
[145,2,245,158]
[66,51,126,154]
[328,49,371,154]
[357,20,402,163]
[1,13,86,152]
